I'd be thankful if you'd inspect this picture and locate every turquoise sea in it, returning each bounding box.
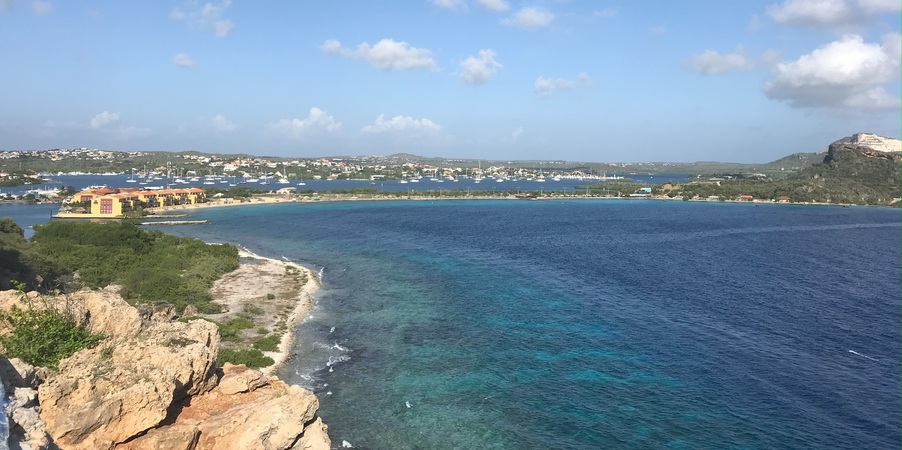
[4,200,900,449]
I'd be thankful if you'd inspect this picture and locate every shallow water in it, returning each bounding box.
[14,200,901,449]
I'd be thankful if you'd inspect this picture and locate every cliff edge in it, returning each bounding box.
[0,289,330,450]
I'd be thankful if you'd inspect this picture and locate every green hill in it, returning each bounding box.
[672,137,900,206]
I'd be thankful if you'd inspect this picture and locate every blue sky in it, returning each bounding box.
[1,0,899,162]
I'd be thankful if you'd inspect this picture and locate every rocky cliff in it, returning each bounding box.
[0,289,330,450]
[849,133,902,153]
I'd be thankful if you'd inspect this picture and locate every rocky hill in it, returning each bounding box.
[786,135,901,205]
[0,288,330,450]
[848,133,902,153]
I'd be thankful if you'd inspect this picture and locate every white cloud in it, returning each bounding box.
[38,120,78,137]
[689,50,751,74]
[502,7,554,29]
[749,13,762,31]
[857,0,901,13]
[114,126,153,140]
[90,111,120,129]
[321,39,437,71]
[758,49,783,68]
[648,25,668,35]
[173,52,195,68]
[476,0,509,11]
[171,0,233,38]
[266,107,342,138]
[511,126,524,141]
[458,49,502,84]
[32,0,51,15]
[767,0,850,26]
[766,0,900,27]
[361,115,441,134]
[593,8,618,18]
[431,0,467,11]
[763,34,901,111]
[87,111,152,139]
[534,73,592,97]
[0,0,12,12]
[210,115,235,133]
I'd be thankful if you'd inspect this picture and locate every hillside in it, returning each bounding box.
[785,137,901,205]
[671,134,901,206]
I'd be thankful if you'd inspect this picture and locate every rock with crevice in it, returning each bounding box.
[0,289,330,450]
[37,318,220,450]
[121,364,326,450]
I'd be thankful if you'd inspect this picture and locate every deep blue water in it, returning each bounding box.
[4,200,900,449]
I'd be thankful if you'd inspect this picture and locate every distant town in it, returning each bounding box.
[1,132,899,207]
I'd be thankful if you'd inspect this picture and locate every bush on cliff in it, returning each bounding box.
[216,348,274,369]
[0,289,103,369]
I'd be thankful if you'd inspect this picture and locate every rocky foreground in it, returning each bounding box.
[0,288,330,450]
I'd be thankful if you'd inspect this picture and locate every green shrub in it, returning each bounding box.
[0,302,103,369]
[217,317,255,342]
[29,221,239,309]
[252,334,280,352]
[266,293,275,300]
[243,304,264,315]
[216,348,274,368]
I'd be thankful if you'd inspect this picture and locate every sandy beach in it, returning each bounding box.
[199,245,320,375]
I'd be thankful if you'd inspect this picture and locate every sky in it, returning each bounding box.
[0,0,899,163]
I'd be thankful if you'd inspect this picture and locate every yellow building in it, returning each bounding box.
[70,187,207,217]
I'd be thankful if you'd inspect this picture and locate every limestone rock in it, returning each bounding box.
[0,356,38,389]
[7,385,53,450]
[290,417,330,450]
[38,318,220,449]
[0,289,330,450]
[216,362,269,395]
[850,133,902,153]
[71,290,145,339]
[122,365,330,450]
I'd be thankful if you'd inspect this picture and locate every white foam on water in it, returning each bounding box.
[848,349,878,361]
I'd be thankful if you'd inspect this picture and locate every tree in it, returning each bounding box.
[0,217,24,237]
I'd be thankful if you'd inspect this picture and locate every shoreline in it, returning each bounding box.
[239,247,321,376]
[201,243,321,376]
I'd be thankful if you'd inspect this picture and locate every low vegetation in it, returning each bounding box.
[26,221,239,312]
[0,284,104,369]
[216,348,274,369]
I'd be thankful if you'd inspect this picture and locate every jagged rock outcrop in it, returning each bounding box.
[849,133,902,153]
[0,290,330,450]
[0,356,52,449]
[120,364,327,450]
